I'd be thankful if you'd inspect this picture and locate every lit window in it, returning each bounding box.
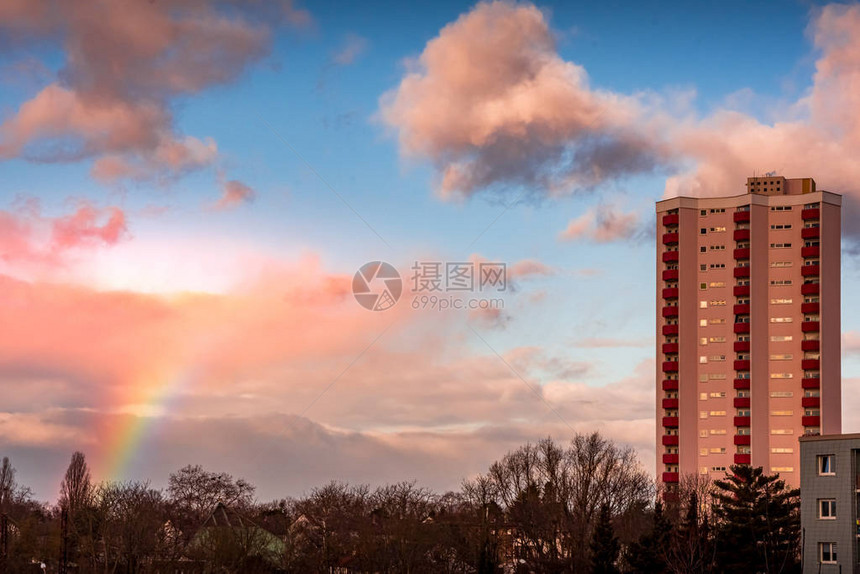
[771,410,794,416]
[771,447,794,454]
[700,301,708,309]
[818,499,836,519]
[700,393,708,401]
[709,447,725,454]
[771,335,793,342]
[770,391,794,398]
[700,338,708,345]
[709,411,726,416]
[700,356,708,364]
[709,429,726,435]
[700,319,708,327]
[771,429,794,435]
[770,298,793,304]
[818,454,835,475]
[770,373,793,379]
[770,354,793,360]
[771,467,794,472]
[770,317,793,323]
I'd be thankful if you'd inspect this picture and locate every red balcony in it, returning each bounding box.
[662,398,679,409]
[802,358,820,370]
[733,247,750,260]
[663,416,679,428]
[734,323,750,333]
[802,321,820,333]
[662,435,679,446]
[662,287,679,299]
[801,340,820,352]
[801,283,819,295]
[733,304,750,315]
[734,267,750,278]
[734,378,751,389]
[734,360,751,371]
[733,285,750,297]
[802,396,821,408]
[802,415,821,427]
[662,472,679,483]
[801,264,820,277]
[663,213,679,226]
[662,324,679,336]
[662,343,679,354]
[662,361,679,372]
[662,251,680,262]
[734,341,750,352]
[662,306,679,317]
[734,453,751,465]
[662,453,679,464]
[733,229,750,241]
[733,211,750,223]
[733,397,750,408]
[734,435,751,446]
[662,379,679,391]
[802,378,820,389]
[734,416,751,427]
[662,269,679,281]
[662,232,679,245]
[801,302,820,314]
[801,246,820,258]
[802,227,820,239]
[802,208,820,220]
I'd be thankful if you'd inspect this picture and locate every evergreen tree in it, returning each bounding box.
[590,503,620,574]
[711,465,800,574]
[627,500,670,573]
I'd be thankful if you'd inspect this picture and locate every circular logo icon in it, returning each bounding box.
[352,261,402,311]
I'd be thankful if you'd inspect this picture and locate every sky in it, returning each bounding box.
[3,0,860,502]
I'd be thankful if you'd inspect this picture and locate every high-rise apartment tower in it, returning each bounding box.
[656,176,841,488]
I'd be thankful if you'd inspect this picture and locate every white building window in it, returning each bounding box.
[818,499,836,520]
[818,454,835,476]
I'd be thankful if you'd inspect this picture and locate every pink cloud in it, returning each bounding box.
[0,1,305,183]
[0,201,129,267]
[213,180,257,211]
[558,203,641,243]
[379,1,667,199]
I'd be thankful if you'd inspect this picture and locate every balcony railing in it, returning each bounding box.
[734,416,751,427]
[802,208,820,220]
[662,342,679,354]
[733,229,750,241]
[662,435,679,446]
[733,211,751,223]
[801,283,819,295]
[662,269,679,281]
[734,454,751,465]
[801,340,820,352]
[662,472,679,483]
[801,245,820,258]
[802,396,821,408]
[734,359,751,370]
[733,397,750,408]
[802,321,820,333]
[662,453,679,464]
[801,302,820,314]
[734,323,750,334]
[662,325,679,336]
[734,378,751,389]
[662,379,679,391]
[662,287,679,299]
[662,232,679,245]
[662,251,680,262]
[662,306,679,317]
[801,227,820,239]
[802,265,821,277]
[802,415,821,427]
[734,267,750,278]
[802,378,821,389]
[662,416,679,428]
[802,358,821,370]
[734,341,750,352]
[734,435,751,445]
[733,285,750,297]
[733,247,750,260]
[663,361,679,372]
[662,213,679,226]
[662,398,679,409]
[733,304,750,315]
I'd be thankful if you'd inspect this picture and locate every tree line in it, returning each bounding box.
[0,432,801,573]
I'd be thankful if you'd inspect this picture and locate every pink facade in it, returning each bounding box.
[656,176,841,488]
